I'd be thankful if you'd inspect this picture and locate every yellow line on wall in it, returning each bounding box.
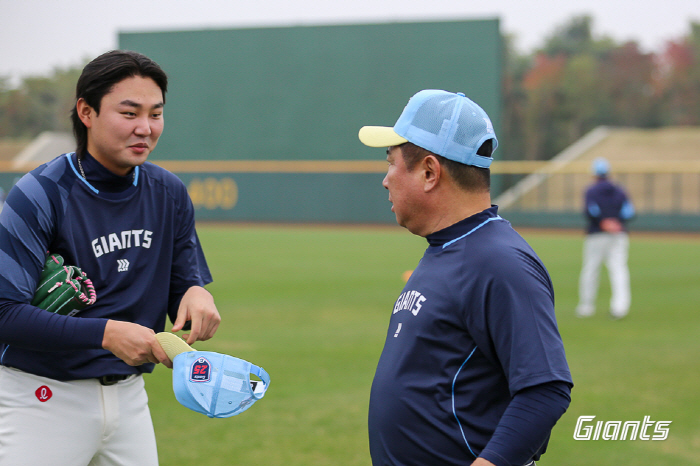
[2,160,700,174]
[154,160,389,173]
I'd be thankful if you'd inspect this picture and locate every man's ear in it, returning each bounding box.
[76,98,94,129]
[422,154,442,192]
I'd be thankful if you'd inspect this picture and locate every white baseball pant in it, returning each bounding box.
[0,366,158,466]
[576,232,631,318]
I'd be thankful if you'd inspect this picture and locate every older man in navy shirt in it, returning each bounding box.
[359,90,573,466]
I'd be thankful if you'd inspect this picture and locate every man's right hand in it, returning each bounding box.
[102,320,172,368]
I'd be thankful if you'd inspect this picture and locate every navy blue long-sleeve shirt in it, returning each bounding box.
[368,206,572,466]
[0,152,211,380]
[584,177,635,234]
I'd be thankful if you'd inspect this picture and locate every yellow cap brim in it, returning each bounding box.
[358,126,408,148]
[156,332,195,361]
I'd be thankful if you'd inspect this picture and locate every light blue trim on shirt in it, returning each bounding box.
[442,216,504,249]
[453,346,478,458]
[65,153,99,194]
[587,203,601,218]
[1,346,9,364]
[621,201,635,219]
[65,153,140,191]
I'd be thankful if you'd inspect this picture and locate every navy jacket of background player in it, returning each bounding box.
[359,90,573,466]
[584,158,635,234]
[0,50,221,375]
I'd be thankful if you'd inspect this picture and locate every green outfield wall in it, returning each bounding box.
[500,210,700,233]
[178,172,391,223]
[118,20,502,223]
[1,171,697,231]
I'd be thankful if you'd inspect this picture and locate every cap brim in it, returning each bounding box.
[358,126,408,148]
[156,332,195,361]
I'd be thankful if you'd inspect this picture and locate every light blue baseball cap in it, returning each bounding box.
[358,89,498,168]
[592,157,610,176]
[172,351,270,418]
[156,333,270,419]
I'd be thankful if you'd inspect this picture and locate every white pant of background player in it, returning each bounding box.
[0,366,158,466]
[576,232,631,319]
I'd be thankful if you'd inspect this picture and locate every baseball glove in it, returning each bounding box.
[31,253,97,316]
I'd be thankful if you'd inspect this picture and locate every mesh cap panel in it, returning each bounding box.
[410,95,456,135]
[392,89,498,168]
[454,106,490,151]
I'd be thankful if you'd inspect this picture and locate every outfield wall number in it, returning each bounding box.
[188,177,238,210]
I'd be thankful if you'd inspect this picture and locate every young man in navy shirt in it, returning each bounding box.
[0,50,220,465]
[359,90,573,466]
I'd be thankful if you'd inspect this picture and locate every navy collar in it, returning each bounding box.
[69,152,139,194]
[426,206,503,249]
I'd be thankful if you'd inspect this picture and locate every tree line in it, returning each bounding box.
[1,16,699,161]
[0,66,81,140]
[502,16,700,160]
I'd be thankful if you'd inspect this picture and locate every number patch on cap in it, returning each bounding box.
[190,357,211,382]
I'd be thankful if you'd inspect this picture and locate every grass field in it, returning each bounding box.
[146,224,700,465]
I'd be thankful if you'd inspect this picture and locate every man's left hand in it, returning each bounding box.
[171,286,221,344]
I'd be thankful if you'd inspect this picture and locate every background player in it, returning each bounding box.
[359,89,573,466]
[576,157,635,319]
[0,50,220,465]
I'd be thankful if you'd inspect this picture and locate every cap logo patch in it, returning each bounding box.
[190,357,211,382]
[35,385,52,402]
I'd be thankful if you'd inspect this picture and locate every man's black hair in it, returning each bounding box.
[400,141,492,193]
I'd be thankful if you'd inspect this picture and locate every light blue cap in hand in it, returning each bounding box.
[156,333,270,419]
[172,351,270,418]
